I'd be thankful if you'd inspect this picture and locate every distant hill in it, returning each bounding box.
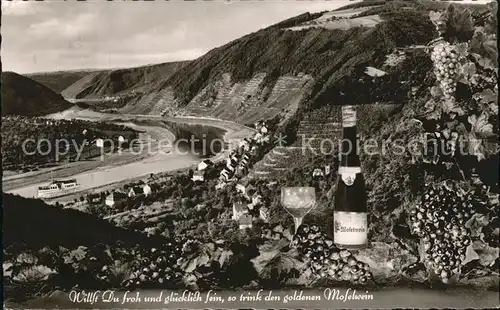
[112,0,440,122]
[61,61,189,99]
[1,72,73,116]
[27,70,98,94]
[58,0,493,127]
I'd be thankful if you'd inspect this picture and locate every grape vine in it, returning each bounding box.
[409,4,498,284]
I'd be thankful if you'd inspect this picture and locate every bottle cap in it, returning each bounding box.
[342,106,356,127]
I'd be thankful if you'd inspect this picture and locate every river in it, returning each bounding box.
[4,107,255,201]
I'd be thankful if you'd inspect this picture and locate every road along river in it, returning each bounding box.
[4,107,256,202]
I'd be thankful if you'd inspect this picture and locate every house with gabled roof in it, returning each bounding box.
[128,186,143,198]
[232,202,248,221]
[313,168,325,177]
[240,158,249,167]
[192,170,205,182]
[239,214,253,230]
[87,193,102,205]
[259,207,270,223]
[220,168,231,181]
[215,181,226,190]
[325,165,331,176]
[236,184,246,194]
[197,159,213,171]
[105,191,127,207]
[143,183,152,196]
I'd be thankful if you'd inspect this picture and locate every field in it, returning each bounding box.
[287,6,383,31]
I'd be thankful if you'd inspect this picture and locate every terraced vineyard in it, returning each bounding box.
[117,72,313,125]
[119,85,176,116]
[249,105,341,178]
[183,73,313,124]
[104,200,178,234]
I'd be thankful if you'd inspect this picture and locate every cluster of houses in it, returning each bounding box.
[191,159,215,182]
[184,119,275,230]
[216,120,272,189]
[86,183,153,207]
[5,116,81,128]
[312,165,332,178]
[232,182,269,230]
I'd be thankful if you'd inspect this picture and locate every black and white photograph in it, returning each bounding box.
[1,0,498,308]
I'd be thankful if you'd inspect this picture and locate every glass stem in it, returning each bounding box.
[293,217,303,234]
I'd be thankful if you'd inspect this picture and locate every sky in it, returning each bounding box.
[1,0,357,74]
[1,0,492,74]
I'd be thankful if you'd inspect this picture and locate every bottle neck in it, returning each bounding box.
[339,126,360,168]
[339,106,360,169]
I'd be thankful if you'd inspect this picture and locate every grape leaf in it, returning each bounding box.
[218,250,233,268]
[430,86,442,99]
[13,265,57,282]
[466,133,486,161]
[459,62,476,83]
[455,42,469,59]
[455,122,468,135]
[462,245,480,266]
[3,262,14,277]
[484,4,498,35]
[477,89,498,114]
[63,246,88,265]
[184,257,198,273]
[444,5,474,42]
[468,113,494,138]
[197,253,210,267]
[443,98,465,115]
[469,29,499,69]
[424,99,442,120]
[429,11,444,27]
[472,240,499,267]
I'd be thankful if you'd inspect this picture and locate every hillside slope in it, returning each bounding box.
[61,61,189,99]
[117,1,440,123]
[56,1,493,126]
[2,193,156,250]
[27,70,97,94]
[1,72,73,116]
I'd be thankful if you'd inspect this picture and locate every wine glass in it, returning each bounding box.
[281,187,317,234]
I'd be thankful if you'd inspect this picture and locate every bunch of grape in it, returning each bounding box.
[422,129,459,164]
[98,238,187,289]
[291,224,372,285]
[430,41,460,99]
[384,51,406,67]
[409,182,475,283]
[131,248,183,288]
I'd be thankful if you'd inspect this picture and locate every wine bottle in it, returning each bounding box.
[333,105,368,249]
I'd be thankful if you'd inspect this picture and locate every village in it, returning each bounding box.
[59,117,332,236]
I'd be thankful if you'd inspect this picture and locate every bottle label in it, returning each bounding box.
[334,211,367,245]
[341,173,356,186]
[342,106,356,128]
[338,167,361,186]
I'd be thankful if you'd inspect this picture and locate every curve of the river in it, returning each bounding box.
[5,107,256,201]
